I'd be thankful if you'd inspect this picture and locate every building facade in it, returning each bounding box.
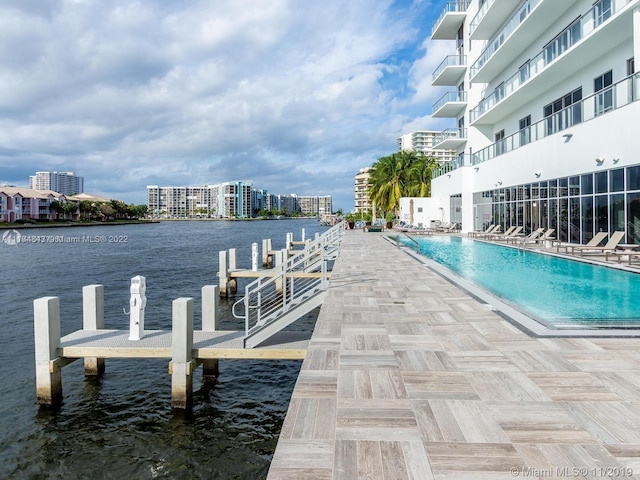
[0,186,72,222]
[396,131,457,163]
[147,183,331,218]
[29,172,84,196]
[429,0,640,244]
[354,167,372,214]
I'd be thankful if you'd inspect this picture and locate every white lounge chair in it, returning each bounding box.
[568,231,626,256]
[489,226,522,241]
[556,231,607,254]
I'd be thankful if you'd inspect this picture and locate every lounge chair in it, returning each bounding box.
[556,231,607,254]
[470,224,496,238]
[533,228,556,248]
[489,226,522,241]
[510,227,545,245]
[567,231,626,256]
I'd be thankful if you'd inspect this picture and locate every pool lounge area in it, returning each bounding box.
[396,232,640,337]
[267,230,640,479]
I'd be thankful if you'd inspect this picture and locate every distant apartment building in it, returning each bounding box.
[147,183,330,218]
[297,195,332,216]
[0,186,73,222]
[29,171,84,196]
[354,167,372,214]
[396,131,456,163]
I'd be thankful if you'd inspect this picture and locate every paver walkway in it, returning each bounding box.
[267,230,640,479]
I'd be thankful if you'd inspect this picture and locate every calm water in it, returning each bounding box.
[0,219,327,479]
[401,235,640,327]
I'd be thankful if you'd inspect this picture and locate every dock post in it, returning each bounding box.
[171,298,194,410]
[228,248,237,295]
[301,228,305,242]
[286,232,293,252]
[219,250,229,297]
[251,242,259,271]
[201,285,219,383]
[82,285,105,376]
[275,248,287,295]
[266,238,273,266]
[34,296,62,406]
[262,239,269,267]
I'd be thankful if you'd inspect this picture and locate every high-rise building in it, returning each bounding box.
[29,171,84,196]
[354,167,372,214]
[429,0,640,243]
[396,131,456,163]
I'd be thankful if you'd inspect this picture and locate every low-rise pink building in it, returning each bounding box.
[0,187,74,222]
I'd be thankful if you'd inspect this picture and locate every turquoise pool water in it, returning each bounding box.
[399,235,640,328]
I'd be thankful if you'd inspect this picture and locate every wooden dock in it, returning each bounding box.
[267,230,640,479]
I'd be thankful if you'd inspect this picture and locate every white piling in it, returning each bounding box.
[128,275,146,341]
[171,297,194,409]
[286,232,293,250]
[201,285,220,383]
[34,296,62,405]
[82,285,105,376]
[301,228,305,242]
[219,250,229,297]
[228,248,237,294]
[251,242,258,272]
[262,239,270,267]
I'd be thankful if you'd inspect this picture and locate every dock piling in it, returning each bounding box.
[34,296,62,406]
[82,285,105,376]
[171,297,194,410]
[201,285,220,383]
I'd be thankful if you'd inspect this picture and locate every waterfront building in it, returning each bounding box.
[397,131,457,163]
[354,167,372,214]
[147,184,331,218]
[29,171,84,196]
[429,0,640,244]
[0,186,72,222]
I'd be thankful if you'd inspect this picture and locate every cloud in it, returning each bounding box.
[0,0,450,210]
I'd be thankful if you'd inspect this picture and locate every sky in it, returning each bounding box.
[0,0,454,211]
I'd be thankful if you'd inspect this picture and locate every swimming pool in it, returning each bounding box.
[398,235,640,331]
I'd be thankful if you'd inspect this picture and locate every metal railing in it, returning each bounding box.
[431,1,471,37]
[233,221,345,346]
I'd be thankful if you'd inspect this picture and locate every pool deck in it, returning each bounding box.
[267,230,640,479]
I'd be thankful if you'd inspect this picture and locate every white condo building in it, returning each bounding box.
[29,171,84,196]
[429,0,640,245]
[397,131,457,163]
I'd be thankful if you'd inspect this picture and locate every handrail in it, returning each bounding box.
[234,221,345,344]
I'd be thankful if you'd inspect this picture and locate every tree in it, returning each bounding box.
[368,152,411,216]
[407,153,439,198]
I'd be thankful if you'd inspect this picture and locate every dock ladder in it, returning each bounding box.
[233,221,345,348]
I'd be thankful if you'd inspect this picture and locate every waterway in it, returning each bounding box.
[0,219,327,479]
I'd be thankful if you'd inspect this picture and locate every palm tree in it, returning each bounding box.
[368,153,409,216]
[407,153,439,197]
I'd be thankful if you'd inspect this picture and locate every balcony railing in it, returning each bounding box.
[431,0,471,37]
[470,0,625,122]
[469,0,494,37]
[433,154,467,178]
[434,127,467,147]
[479,74,637,173]
[432,91,467,115]
[470,0,541,79]
[432,55,467,83]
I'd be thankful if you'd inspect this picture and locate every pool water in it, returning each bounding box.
[400,235,640,328]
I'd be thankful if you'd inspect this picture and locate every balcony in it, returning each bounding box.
[471,73,640,165]
[470,0,636,125]
[470,0,574,83]
[433,128,467,150]
[431,1,470,40]
[469,0,516,40]
[432,91,467,117]
[432,55,467,86]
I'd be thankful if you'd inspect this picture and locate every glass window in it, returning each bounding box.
[610,168,624,192]
[569,197,580,242]
[627,165,640,190]
[539,181,548,199]
[549,179,558,198]
[569,176,580,196]
[627,192,640,244]
[581,196,594,242]
[610,193,625,233]
[595,172,608,193]
[558,178,568,197]
[581,174,593,194]
[595,195,609,233]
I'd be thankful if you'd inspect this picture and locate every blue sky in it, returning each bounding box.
[0,0,454,211]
